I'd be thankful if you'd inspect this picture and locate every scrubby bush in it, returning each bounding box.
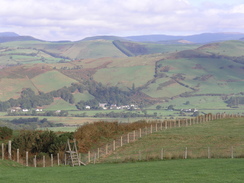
[0,126,13,140]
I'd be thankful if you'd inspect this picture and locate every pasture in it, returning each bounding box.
[0,159,243,183]
[103,117,244,162]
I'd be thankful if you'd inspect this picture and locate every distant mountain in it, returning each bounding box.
[126,33,244,44]
[81,35,125,41]
[0,32,19,37]
[0,36,42,43]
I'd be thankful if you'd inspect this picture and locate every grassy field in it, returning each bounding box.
[93,65,155,88]
[0,159,243,183]
[103,117,244,162]
[31,70,77,92]
[44,98,77,111]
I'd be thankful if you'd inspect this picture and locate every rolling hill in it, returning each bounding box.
[0,32,243,111]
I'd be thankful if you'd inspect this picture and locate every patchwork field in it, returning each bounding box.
[31,70,77,92]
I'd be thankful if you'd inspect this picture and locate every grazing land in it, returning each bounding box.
[0,159,244,183]
[102,117,244,162]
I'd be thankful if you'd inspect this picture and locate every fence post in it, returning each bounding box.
[139,128,142,138]
[113,140,116,151]
[17,149,19,163]
[51,154,53,167]
[160,122,163,130]
[120,136,123,147]
[185,147,188,159]
[231,147,234,159]
[8,140,11,160]
[93,153,96,164]
[155,123,158,132]
[150,124,153,133]
[57,153,60,166]
[88,151,91,163]
[127,133,130,143]
[133,131,136,141]
[34,155,37,168]
[161,148,164,160]
[26,151,28,167]
[208,147,211,159]
[165,121,168,129]
[2,143,4,160]
[43,156,45,167]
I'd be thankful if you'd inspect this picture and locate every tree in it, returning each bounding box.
[185,101,190,105]
[167,105,174,110]
[0,126,13,140]
[156,105,162,110]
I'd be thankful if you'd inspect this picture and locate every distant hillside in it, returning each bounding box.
[0,36,42,43]
[81,36,125,41]
[0,40,243,111]
[0,32,19,37]
[126,33,244,44]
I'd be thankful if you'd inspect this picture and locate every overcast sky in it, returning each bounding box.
[0,0,244,41]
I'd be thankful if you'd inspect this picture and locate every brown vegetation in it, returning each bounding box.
[74,121,152,153]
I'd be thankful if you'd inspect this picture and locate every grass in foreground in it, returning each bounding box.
[0,159,243,183]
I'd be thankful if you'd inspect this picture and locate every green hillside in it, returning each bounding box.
[103,117,244,163]
[0,40,243,113]
[31,70,77,92]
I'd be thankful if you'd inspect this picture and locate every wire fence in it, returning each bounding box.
[1,113,243,166]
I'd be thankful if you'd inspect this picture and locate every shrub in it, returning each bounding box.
[0,126,13,140]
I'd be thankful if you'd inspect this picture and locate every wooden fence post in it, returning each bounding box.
[161,148,164,160]
[139,128,142,138]
[93,153,96,164]
[208,147,211,159]
[155,123,158,132]
[26,151,28,167]
[120,136,123,147]
[165,121,168,129]
[2,143,4,160]
[17,149,19,163]
[133,131,136,141]
[43,156,45,167]
[184,147,188,159]
[57,153,60,166]
[34,155,37,168]
[88,151,91,163]
[127,133,130,143]
[150,124,153,133]
[113,140,116,151]
[8,140,11,160]
[51,154,53,167]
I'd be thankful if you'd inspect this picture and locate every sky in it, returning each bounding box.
[0,0,244,41]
